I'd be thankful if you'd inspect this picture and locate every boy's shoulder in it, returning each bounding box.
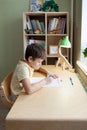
[16,59,34,72]
[16,60,28,68]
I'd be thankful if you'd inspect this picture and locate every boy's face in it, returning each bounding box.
[28,57,44,70]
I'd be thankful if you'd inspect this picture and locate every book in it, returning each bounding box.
[31,19,37,33]
[57,17,66,34]
[40,22,45,34]
[31,19,45,34]
[48,18,59,33]
[25,17,33,34]
[61,18,66,34]
[36,20,42,33]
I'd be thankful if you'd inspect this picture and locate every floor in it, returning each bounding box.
[0,97,9,130]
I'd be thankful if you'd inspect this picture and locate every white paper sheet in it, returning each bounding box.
[30,77,62,87]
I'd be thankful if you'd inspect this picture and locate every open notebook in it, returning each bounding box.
[30,77,62,88]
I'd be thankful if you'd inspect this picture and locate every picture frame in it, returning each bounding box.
[49,45,58,55]
[30,0,43,12]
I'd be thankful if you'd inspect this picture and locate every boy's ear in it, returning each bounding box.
[28,56,33,62]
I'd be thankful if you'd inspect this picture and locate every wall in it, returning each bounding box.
[0,0,71,82]
[0,0,29,82]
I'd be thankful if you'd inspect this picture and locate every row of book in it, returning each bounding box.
[25,16,66,34]
[25,17,45,34]
[48,17,66,34]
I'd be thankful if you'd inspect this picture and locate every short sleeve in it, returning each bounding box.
[16,65,30,82]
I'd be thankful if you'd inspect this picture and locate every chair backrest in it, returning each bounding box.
[0,72,14,108]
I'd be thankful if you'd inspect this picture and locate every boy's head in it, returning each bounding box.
[25,43,46,60]
[25,44,46,70]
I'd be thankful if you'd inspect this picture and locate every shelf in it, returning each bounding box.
[23,12,70,65]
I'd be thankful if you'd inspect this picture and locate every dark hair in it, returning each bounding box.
[25,44,46,61]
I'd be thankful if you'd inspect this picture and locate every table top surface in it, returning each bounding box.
[6,65,87,121]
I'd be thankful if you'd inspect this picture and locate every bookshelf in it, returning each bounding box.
[23,12,69,65]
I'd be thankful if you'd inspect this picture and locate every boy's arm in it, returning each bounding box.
[37,66,49,77]
[21,76,53,95]
[38,66,59,79]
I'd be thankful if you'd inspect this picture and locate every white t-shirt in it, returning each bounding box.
[10,60,34,101]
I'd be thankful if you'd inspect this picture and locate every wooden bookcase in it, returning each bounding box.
[23,12,69,65]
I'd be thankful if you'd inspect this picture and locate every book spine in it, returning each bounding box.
[31,19,37,33]
[40,22,45,34]
[25,17,33,34]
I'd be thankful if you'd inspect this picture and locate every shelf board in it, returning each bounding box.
[25,34,45,36]
[24,12,45,16]
[47,34,68,36]
[47,54,58,57]
[47,54,68,58]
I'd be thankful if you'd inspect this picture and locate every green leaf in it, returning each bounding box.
[83,47,87,57]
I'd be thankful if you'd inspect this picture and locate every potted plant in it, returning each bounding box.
[39,0,59,12]
[83,47,87,57]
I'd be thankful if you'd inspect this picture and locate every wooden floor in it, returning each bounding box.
[0,97,9,130]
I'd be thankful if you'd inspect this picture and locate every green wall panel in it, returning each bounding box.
[0,0,70,82]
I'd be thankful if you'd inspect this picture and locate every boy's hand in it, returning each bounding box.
[45,76,54,84]
[47,73,58,79]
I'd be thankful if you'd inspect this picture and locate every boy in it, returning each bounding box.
[10,44,58,101]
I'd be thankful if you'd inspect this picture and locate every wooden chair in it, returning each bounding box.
[0,72,14,108]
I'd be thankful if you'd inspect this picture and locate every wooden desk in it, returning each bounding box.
[6,65,87,130]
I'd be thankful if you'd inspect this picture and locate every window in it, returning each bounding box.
[81,0,87,65]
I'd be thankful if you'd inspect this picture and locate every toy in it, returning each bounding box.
[35,28,41,34]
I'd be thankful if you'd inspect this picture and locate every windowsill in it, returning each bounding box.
[76,60,87,88]
[76,60,87,75]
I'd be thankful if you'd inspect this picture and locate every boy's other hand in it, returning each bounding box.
[47,73,58,79]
